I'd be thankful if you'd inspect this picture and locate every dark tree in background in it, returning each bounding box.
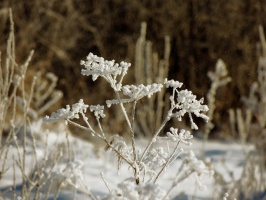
[1,0,266,136]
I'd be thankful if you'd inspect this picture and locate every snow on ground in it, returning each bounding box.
[0,122,256,200]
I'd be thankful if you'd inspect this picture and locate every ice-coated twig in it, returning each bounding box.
[106,83,163,170]
[153,129,193,183]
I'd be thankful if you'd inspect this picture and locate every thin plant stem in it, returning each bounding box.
[114,90,139,183]
[53,182,63,200]
[44,179,53,199]
[68,118,136,177]
[131,101,137,128]
[101,172,112,193]
[81,112,95,134]
[67,119,98,137]
[139,109,173,163]
[131,100,138,162]
[163,169,193,200]
[12,155,16,200]
[96,117,106,139]
[103,138,134,170]
[114,90,133,132]
[153,141,180,183]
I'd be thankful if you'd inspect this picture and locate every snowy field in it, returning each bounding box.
[0,120,257,200]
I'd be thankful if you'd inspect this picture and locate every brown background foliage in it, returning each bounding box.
[1,0,266,137]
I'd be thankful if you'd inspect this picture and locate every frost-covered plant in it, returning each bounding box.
[45,53,212,199]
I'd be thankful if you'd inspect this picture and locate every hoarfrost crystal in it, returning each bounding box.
[106,83,163,107]
[90,104,105,119]
[80,53,130,91]
[164,78,183,88]
[44,99,88,122]
[169,88,209,129]
[166,127,193,146]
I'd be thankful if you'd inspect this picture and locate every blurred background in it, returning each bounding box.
[1,0,266,138]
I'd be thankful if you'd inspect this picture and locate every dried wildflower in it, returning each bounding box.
[164,78,183,88]
[44,52,212,197]
[106,83,163,107]
[44,99,88,122]
[166,127,193,146]
[90,104,105,119]
[80,53,130,91]
[167,87,209,129]
[163,79,209,130]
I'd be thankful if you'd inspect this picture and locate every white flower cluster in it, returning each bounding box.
[103,179,168,200]
[177,90,209,129]
[164,78,183,88]
[164,79,209,129]
[122,84,163,99]
[80,53,131,91]
[44,99,88,122]
[90,104,105,119]
[106,83,163,107]
[166,127,193,146]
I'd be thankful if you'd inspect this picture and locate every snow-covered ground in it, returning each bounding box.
[0,121,258,200]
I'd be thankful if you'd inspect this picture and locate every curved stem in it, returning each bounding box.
[103,138,134,169]
[96,117,106,139]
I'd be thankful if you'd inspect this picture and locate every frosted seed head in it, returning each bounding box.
[90,104,105,119]
[164,78,183,88]
[44,99,89,122]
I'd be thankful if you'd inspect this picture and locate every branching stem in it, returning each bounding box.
[139,107,174,163]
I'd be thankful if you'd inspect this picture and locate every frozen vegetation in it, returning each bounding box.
[0,10,266,200]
